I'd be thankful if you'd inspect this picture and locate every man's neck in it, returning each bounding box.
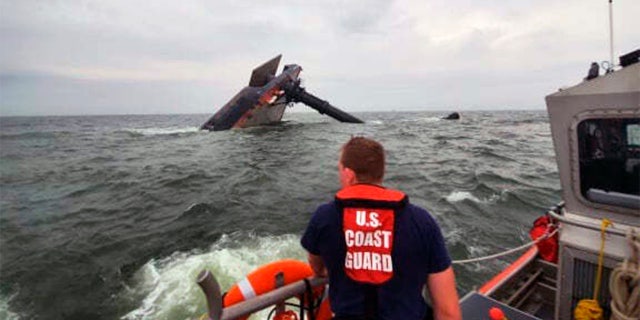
[344,182,383,188]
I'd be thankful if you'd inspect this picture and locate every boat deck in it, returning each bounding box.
[460,292,542,320]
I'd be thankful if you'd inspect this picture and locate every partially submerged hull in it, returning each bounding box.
[200,56,297,131]
[201,86,289,131]
[239,102,287,128]
[201,55,362,131]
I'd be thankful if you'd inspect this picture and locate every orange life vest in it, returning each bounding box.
[336,184,407,285]
[529,215,558,263]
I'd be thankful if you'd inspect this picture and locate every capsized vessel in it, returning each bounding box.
[201,55,363,131]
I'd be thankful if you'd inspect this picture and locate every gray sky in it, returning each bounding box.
[1,0,638,116]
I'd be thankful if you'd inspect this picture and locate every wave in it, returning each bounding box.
[444,190,505,204]
[0,293,21,320]
[0,131,73,140]
[461,245,497,273]
[1,111,561,318]
[119,127,201,136]
[120,233,305,320]
[494,122,551,137]
[445,228,497,275]
[399,116,441,123]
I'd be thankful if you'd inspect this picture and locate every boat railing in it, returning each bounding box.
[546,202,632,237]
[197,269,327,320]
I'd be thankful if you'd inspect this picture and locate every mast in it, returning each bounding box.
[608,0,614,72]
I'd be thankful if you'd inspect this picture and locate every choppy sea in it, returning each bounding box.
[0,110,561,319]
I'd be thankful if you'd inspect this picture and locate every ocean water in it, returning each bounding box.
[0,111,561,319]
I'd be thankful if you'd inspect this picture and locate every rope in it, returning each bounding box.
[452,226,558,265]
[594,219,612,300]
[574,218,611,320]
[609,228,640,320]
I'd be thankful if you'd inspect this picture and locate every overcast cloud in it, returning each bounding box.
[1,0,638,116]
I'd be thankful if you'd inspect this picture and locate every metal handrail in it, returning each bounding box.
[546,207,631,237]
[222,277,326,320]
[197,272,327,320]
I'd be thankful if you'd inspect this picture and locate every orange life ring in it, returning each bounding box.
[223,259,327,319]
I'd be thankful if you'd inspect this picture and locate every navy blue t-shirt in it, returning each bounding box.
[301,199,451,319]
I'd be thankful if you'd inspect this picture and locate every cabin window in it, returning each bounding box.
[577,118,640,209]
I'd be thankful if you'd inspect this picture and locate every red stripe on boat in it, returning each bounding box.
[478,246,539,295]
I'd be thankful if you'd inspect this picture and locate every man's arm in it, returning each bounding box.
[427,266,462,320]
[307,253,327,278]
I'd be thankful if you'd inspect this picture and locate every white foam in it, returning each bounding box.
[445,191,505,204]
[467,245,489,257]
[420,117,442,123]
[121,233,305,320]
[462,245,494,272]
[126,127,201,136]
[446,191,481,203]
[398,117,441,123]
[443,227,462,244]
[0,293,21,320]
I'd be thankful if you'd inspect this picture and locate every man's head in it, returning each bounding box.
[339,137,385,187]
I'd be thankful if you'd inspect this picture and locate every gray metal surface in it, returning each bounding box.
[485,257,558,319]
[586,189,640,209]
[460,292,542,320]
[249,55,281,87]
[240,100,288,127]
[557,244,618,320]
[547,209,630,237]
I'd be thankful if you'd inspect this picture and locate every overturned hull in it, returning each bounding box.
[200,87,288,131]
[201,55,362,131]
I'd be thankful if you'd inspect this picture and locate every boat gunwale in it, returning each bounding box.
[478,246,539,296]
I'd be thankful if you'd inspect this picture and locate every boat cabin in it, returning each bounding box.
[545,54,639,319]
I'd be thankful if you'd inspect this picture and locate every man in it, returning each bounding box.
[301,137,461,320]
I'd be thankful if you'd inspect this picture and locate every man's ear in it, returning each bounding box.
[343,167,357,185]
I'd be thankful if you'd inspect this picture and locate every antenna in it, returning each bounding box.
[608,0,614,72]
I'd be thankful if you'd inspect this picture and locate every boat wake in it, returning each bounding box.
[445,191,505,204]
[120,233,306,320]
[0,293,20,320]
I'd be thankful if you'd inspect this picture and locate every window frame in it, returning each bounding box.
[570,109,640,214]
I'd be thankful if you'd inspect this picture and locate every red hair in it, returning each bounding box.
[340,137,385,183]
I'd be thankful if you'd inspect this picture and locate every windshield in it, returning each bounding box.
[578,118,640,209]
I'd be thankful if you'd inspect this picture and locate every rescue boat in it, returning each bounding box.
[194,50,639,320]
